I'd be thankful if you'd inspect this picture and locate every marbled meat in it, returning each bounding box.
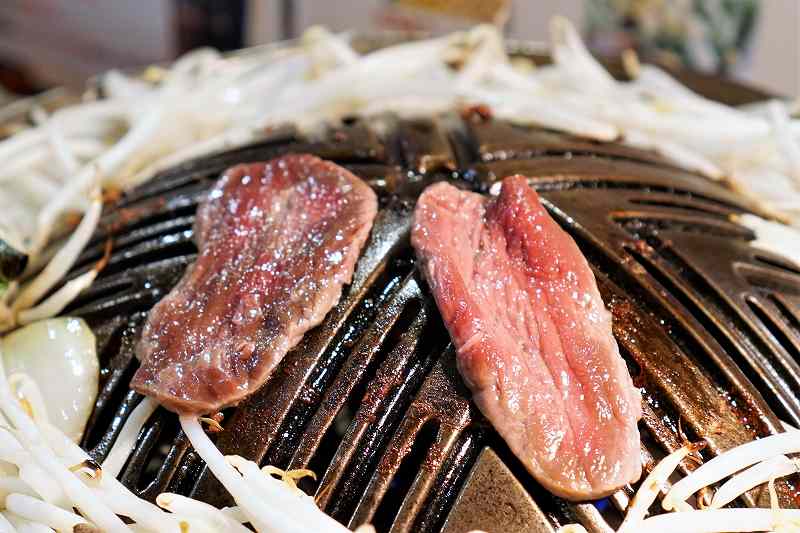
[132,154,378,414]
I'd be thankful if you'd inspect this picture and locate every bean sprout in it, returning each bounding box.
[10,193,102,315]
[639,509,800,532]
[711,455,799,509]
[617,443,705,532]
[102,397,159,479]
[2,17,799,330]
[0,364,371,532]
[737,214,800,266]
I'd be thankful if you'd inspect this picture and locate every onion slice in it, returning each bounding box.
[2,317,98,442]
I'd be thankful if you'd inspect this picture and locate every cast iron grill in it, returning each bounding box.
[30,75,799,531]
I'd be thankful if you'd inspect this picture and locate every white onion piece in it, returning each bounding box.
[2,318,98,442]
[0,349,128,531]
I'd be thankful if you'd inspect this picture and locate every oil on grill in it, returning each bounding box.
[53,110,800,533]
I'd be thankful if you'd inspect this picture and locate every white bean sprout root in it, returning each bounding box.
[102,396,159,479]
[736,214,800,267]
[711,455,799,509]
[664,431,800,511]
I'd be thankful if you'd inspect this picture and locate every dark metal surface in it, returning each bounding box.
[57,111,800,532]
[34,41,797,532]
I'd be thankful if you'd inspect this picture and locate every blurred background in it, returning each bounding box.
[0,0,796,105]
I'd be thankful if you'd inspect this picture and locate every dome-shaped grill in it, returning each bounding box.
[52,108,800,532]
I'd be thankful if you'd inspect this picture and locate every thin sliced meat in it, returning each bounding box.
[132,154,377,414]
[411,177,642,500]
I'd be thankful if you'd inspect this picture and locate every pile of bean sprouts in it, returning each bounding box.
[0,345,375,532]
[558,428,800,532]
[1,17,800,330]
[0,16,799,533]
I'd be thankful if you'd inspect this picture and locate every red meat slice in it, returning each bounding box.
[132,154,378,414]
[411,176,642,500]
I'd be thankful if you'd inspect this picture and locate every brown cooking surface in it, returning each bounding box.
[53,109,800,532]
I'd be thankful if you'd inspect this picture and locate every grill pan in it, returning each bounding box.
[17,40,800,533]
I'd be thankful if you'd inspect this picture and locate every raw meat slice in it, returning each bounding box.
[411,177,642,500]
[132,154,378,414]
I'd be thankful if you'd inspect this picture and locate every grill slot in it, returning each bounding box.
[77,216,196,271]
[91,232,197,279]
[68,256,194,319]
[386,367,474,530]
[394,118,457,175]
[652,242,800,418]
[544,200,780,432]
[769,294,800,336]
[71,281,135,317]
[83,313,147,453]
[130,408,182,493]
[466,118,673,170]
[475,157,756,213]
[96,187,207,245]
[626,195,736,218]
[735,262,800,296]
[424,429,489,532]
[323,318,441,523]
[616,215,749,239]
[271,276,423,472]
